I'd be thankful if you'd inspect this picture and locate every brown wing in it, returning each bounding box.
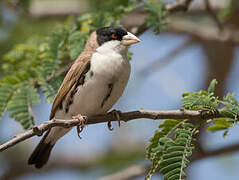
[49,52,92,119]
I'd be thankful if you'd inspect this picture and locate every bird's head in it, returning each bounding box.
[83,26,140,54]
[96,26,140,46]
[92,26,140,54]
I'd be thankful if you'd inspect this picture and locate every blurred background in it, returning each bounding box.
[0,0,239,179]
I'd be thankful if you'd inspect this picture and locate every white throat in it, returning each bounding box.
[96,40,128,56]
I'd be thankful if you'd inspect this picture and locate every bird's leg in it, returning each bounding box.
[72,114,87,139]
[107,109,122,131]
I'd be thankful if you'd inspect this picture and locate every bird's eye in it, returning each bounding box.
[111,33,117,39]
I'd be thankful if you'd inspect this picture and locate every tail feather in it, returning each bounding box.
[28,130,55,168]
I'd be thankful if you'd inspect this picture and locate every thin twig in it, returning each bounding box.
[0,109,223,152]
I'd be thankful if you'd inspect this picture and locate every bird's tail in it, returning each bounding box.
[28,130,55,168]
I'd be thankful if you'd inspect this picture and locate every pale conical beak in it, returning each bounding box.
[122,32,141,46]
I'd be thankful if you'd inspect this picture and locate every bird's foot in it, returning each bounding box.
[72,114,87,139]
[32,126,43,136]
[107,109,122,131]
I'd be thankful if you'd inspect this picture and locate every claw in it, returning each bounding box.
[77,126,83,139]
[107,120,114,131]
[72,114,87,139]
[107,109,122,130]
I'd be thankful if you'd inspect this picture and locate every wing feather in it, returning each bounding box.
[49,52,92,119]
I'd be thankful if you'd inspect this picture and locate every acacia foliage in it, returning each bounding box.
[146,79,239,179]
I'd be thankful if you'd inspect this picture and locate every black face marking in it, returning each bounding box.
[64,62,91,114]
[96,26,128,45]
[101,83,113,108]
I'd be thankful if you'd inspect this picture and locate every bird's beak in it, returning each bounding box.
[122,32,141,46]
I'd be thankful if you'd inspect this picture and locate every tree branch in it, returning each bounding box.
[0,109,222,152]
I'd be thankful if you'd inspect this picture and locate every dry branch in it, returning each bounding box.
[0,109,223,152]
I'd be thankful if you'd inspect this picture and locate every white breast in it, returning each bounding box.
[55,41,131,119]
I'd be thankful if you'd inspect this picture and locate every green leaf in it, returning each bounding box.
[0,84,15,117]
[38,76,63,103]
[207,118,233,132]
[182,91,219,110]
[158,123,197,180]
[38,27,70,80]
[68,31,88,59]
[146,122,197,179]
[207,79,218,94]
[219,109,237,119]
[2,43,37,75]
[221,93,239,117]
[182,79,221,110]
[144,0,168,34]
[146,119,182,180]
[146,119,181,160]
[7,82,40,129]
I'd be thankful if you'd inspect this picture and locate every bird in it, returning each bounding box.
[28,26,140,168]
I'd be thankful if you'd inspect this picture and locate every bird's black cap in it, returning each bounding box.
[96,26,128,45]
